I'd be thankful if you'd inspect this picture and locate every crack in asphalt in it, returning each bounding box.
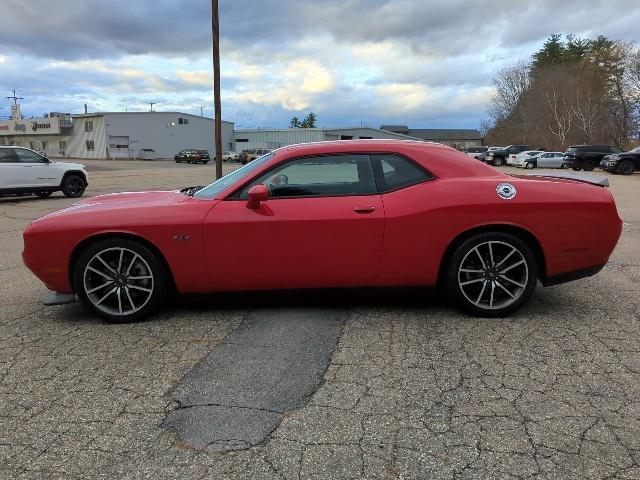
[163,307,349,452]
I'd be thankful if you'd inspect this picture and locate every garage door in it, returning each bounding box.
[109,136,130,159]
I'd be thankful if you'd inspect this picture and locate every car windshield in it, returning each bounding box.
[193,153,273,199]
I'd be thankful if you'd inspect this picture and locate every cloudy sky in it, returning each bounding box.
[1,0,639,129]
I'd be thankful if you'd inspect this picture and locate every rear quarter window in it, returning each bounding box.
[373,154,432,193]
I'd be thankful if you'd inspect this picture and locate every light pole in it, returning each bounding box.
[211,0,223,180]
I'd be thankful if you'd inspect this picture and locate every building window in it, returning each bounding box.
[86,140,95,151]
[59,141,67,151]
[41,141,48,150]
[236,138,249,143]
[178,117,190,125]
[85,121,93,132]
[30,141,36,150]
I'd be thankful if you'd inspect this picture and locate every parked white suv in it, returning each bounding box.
[0,146,88,199]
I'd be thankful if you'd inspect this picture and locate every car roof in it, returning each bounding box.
[272,140,504,180]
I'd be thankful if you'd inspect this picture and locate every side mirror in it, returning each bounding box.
[246,184,269,209]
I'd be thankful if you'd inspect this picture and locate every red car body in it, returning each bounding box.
[23,140,621,299]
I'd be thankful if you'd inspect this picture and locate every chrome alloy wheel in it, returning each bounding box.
[83,247,154,316]
[457,241,529,310]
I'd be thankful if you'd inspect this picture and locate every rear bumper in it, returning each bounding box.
[542,264,605,286]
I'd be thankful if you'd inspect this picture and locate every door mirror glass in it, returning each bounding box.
[247,184,269,209]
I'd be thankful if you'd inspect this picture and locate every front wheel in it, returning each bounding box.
[74,239,170,323]
[62,174,86,198]
[583,160,596,171]
[445,233,538,317]
[617,160,634,175]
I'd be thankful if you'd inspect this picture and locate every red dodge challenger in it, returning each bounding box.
[23,140,622,323]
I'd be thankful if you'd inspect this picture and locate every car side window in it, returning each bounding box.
[238,154,376,199]
[372,154,432,193]
[0,149,18,163]
[15,149,47,164]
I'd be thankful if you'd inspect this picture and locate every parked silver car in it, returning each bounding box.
[527,151,567,169]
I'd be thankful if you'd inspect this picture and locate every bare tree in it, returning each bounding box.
[488,61,531,122]
[546,87,573,146]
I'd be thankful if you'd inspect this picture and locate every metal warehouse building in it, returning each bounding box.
[233,127,421,151]
[0,109,234,160]
[380,126,483,149]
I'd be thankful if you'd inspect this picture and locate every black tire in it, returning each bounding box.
[617,160,634,175]
[493,157,505,167]
[583,160,596,171]
[35,191,53,199]
[175,159,181,163]
[572,165,582,171]
[73,238,170,323]
[525,162,535,169]
[61,174,86,198]
[445,232,538,317]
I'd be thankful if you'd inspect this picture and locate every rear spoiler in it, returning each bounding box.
[526,173,609,187]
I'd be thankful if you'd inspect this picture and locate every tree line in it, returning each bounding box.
[485,34,640,150]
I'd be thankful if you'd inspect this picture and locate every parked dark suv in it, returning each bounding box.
[600,146,640,175]
[563,145,622,171]
[484,145,530,166]
[174,149,210,164]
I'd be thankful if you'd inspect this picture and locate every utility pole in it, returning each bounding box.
[149,102,156,112]
[211,0,223,180]
[6,89,24,105]
[199,106,204,117]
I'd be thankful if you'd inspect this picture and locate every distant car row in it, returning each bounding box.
[465,144,640,175]
[174,148,273,165]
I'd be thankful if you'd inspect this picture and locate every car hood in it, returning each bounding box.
[51,161,86,170]
[36,190,189,221]
[74,190,190,208]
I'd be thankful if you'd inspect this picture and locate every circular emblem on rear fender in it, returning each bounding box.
[496,183,517,200]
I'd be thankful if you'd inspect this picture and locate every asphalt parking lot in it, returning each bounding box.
[1,159,639,479]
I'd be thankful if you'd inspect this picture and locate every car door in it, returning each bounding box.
[549,153,564,168]
[536,153,551,168]
[202,153,385,291]
[15,149,56,187]
[0,148,25,189]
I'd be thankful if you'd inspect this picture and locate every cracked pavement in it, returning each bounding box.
[1,160,639,479]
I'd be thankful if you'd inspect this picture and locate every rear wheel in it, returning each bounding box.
[446,233,538,317]
[73,238,170,323]
[617,160,634,175]
[525,162,535,169]
[493,157,505,167]
[62,174,86,198]
[583,160,596,171]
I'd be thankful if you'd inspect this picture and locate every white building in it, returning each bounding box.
[233,127,422,151]
[0,110,234,160]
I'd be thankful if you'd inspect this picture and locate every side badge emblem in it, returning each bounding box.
[173,234,191,241]
[496,183,517,200]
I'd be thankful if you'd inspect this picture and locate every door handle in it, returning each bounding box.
[353,205,376,214]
